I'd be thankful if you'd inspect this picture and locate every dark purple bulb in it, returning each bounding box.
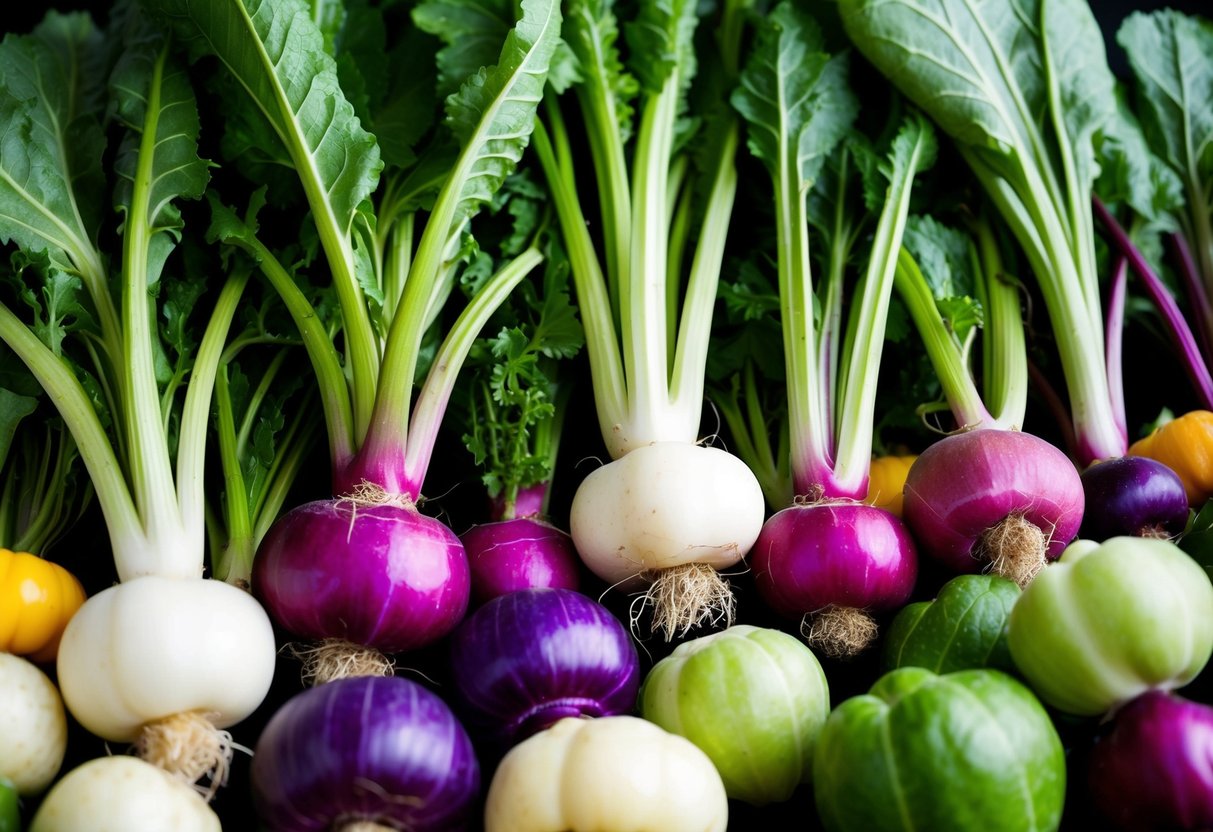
[449,587,640,745]
[251,675,480,832]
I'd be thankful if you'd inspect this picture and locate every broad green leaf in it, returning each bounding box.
[310,0,346,55]
[1096,86,1184,228]
[413,0,514,97]
[111,19,210,290]
[330,0,389,124]
[625,0,698,98]
[0,12,106,281]
[904,214,974,301]
[1119,10,1213,280]
[732,2,857,189]
[154,0,383,239]
[1047,0,1118,201]
[373,27,441,170]
[1118,10,1213,210]
[443,0,563,226]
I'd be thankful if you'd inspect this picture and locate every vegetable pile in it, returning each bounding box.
[2,0,1213,829]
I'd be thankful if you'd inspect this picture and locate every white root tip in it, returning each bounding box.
[977,512,1048,588]
[635,562,736,642]
[134,711,239,802]
[801,606,879,659]
[339,481,414,509]
[288,638,396,686]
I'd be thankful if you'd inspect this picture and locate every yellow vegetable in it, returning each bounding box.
[0,549,86,663]
[865,455,917,517]
[1128,410,1213,507]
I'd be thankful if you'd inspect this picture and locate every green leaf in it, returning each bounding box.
[533,274,583,359]
[0,12,107,280]
[154,0,383,239]
[159,248,208,367]
[565,0,637,142]
[483,169,545,258]
[625,0,698,98]
[413,0,514,98]
[443,0,563,226]
[373,27,441,170]
[731,2,857,189]
[1048,0,1118,201]
[1118,9,1213,275]
[0,388,38,472]
[331,0,389,126]
[1118,10,1213,213]
[718,257,781,323]
[10,251,96,356]
[839,0,1111,205]
[311,0,346,54]
[1096,86,1182,223]
[903,214,974,301]
[110,20,210,283]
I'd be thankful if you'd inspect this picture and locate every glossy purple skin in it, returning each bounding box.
[251,675,480,832]
[253,499,470,653]
[462,517,581,604]
[1089,690,1213,831]
[902,430,1085,573]
[1081,456,1190,540]
[449,587,641,745]
[750,503,918,620]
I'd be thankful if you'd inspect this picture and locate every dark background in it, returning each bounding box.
[5,0,1213,831]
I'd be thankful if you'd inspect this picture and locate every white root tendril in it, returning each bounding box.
[339,481,415,510]
[801,606,879,659]
[631,562,736,642]
[135,710,244,802]
[288,638,396,686]
[977,512,1048,588]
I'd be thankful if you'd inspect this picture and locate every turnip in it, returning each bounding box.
[0,11,277,797]
[1079,455,1189,540]
[250,676,480,832]
[839,0,1213,560]
[462,511,581,605]
[453,260,585,605]
[1089,690,1213,831]
[533,0,765,638]
[724,5,929,655]
[0,653,66,796]
[165,0,566,681]
[841,0,1130,467]
[449,587,640,745]
[484,716,729,832]
[29,757,220,832]
[889,205,1083,585]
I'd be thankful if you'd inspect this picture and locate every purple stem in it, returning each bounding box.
[1169,232,1213,371]
[1093,198,1213,411]
[489,482,549,522]
[1105,256,1128,440]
